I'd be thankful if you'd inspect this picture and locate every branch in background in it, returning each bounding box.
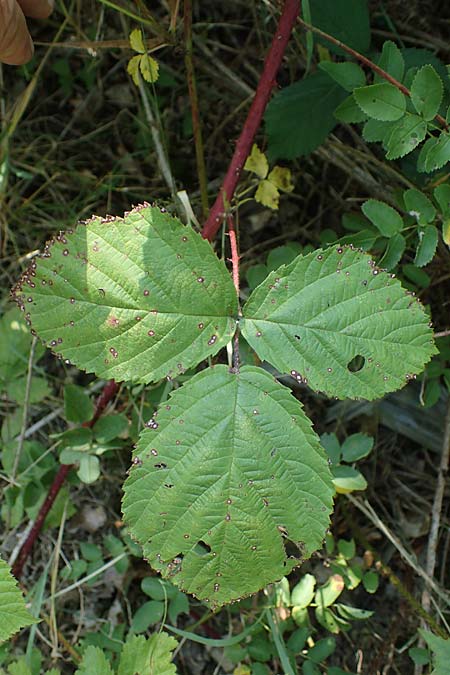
[12,380,120,580]
[201,0,301,242]
[421,398,450,618]
[184,0,209,219]
[297,17,449,131]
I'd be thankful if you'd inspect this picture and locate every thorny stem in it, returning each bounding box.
[297,17,449,131]
[201,0,301,242]
[184,0,209,219]
[12,380,120,580]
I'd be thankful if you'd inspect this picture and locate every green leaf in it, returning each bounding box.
[287,627,309,654]
[434,184,450,217]
[291,574,316,609]
[409,647,431,666]
[375,41,405,83]
[314,606,340,633]
[361,199,404,237]
[265,72,347,159]
[122,366,334,607]
[247,265,268,291]
[131,600,165,633]
[419,132,450,173]
[0,556,38,643]
[402,263,430,288]
[80,542,102,561]
[118,633,178,675]
[362,570,379,593]
[379,232,406,270]
[404,189,436,225]
[77,455,100,484]
[0,307,43,385]
[414,226,438,267]
[354,83,406,121]
[320,433,341,465]
[141,576,177,601]
[64,384,94,424]
[341,433,373,462]
[13,206,237,384]
[93,414,128,443]
[411,65,443,121]
[168,591,189,624]
[384,114,427,160]
[75,646,114,675]
[418,629,450,675]
[241,245,435,400]
[332,466,367,493]
[315,575,344,608]
[267,245,301,272]
[6,376,50,405]
[307,636,336,662]
[319,61,366,92]
[362,118,394,143]
[334,94,368,123]
[309,0,371,55]
[337,538,355,559]
[335,603,373,620]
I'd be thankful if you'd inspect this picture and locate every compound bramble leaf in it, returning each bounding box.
[0,556,37,643]
[13,205,238,384]
[241,245,436,400]
[122,366,334,608]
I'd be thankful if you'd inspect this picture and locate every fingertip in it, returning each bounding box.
[2,34,34,65]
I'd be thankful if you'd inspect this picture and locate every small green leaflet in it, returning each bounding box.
[13,205,237,384]
[418,629,450,675]
[122,366,334,608]
[410,65,443,121]
[0,556,38,644]
[354,83,406,121]
[417,133,450,173]
[319,61,366,92]
[385,115,427,160]
[241,245,436,400]
[374,41,405,83]
[362,199,404,237]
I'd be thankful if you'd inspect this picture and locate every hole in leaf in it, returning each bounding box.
[347,355,365,372]
[283,539,305,561]
[194,540,211,556]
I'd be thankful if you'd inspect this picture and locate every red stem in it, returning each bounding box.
[201,0,301,242]
[12,379,120,579]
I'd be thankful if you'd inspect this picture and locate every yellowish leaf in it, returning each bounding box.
[268,166,294,193]
[140,54,159,83]
[244,144,269,179]
[129,28,145,54]
[233,666,251,675]
[443,218,450,247]
[255,179,280,210]
[127,54,142,86]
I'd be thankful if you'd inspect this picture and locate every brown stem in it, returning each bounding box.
[201,0,301,242]
[12,380,120,579]
[297,17,448,131]
[184,0,209,219]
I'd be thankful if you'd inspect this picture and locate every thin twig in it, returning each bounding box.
[12,337,37,482]
[421,398,450,617]
[346,494,450,607]
[201,0,301,242]
[137,76,177,199]
[297,17,448,131]
[12,380,120,579]
[184,0,209,219]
